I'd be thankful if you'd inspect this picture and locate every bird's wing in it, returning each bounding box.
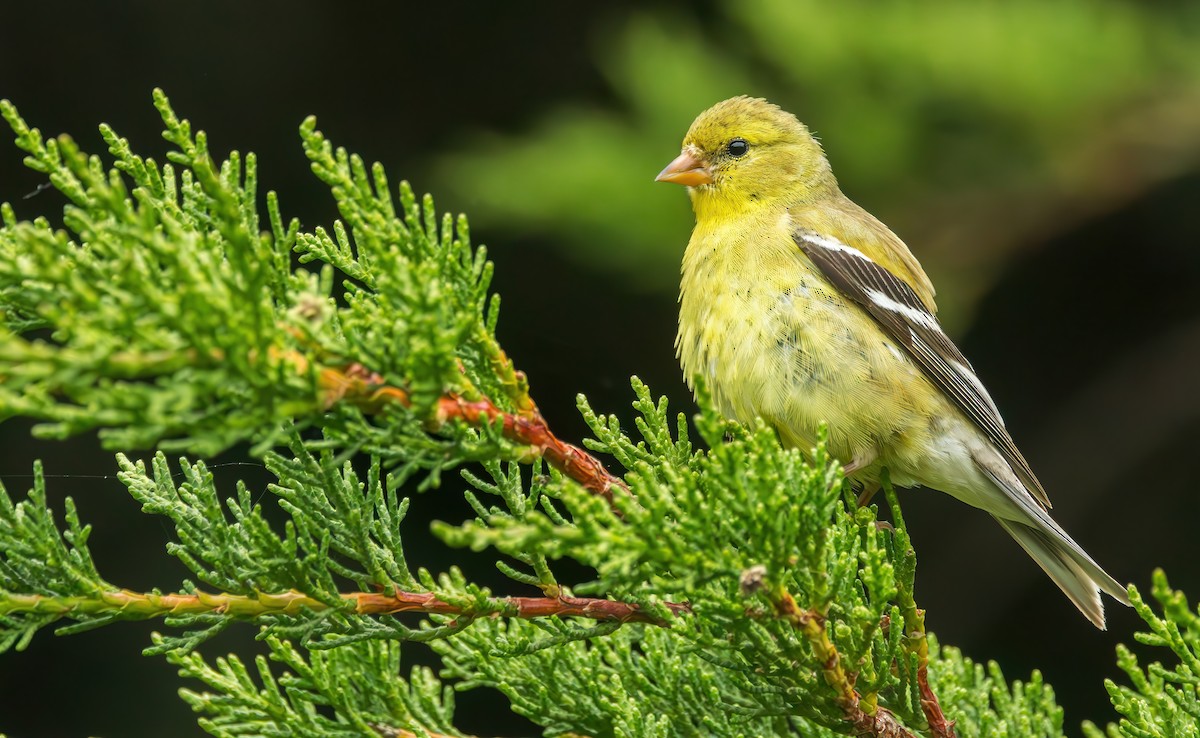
[792,227,1051,510]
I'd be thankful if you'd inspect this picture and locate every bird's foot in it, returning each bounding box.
[856,482,881,508]
[841,452,879,508]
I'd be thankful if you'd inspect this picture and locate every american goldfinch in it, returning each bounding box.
[657,96,1129,628]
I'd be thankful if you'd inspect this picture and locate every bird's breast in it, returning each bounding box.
[676,216,937,471]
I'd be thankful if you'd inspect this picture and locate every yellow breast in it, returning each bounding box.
[676,209,941,477]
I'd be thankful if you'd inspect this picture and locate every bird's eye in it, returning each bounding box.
[727,138,749,157]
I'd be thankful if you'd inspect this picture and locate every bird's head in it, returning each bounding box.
[656,96,835,216]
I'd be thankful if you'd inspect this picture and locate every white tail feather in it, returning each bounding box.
[993,517,1128,629]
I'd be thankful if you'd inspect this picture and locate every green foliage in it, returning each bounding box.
[0,461,110,652]
[119,445,441,654]
[931,642,1063,737]
[1083,571,1200,738]
[0,90,509,468]
[0,91,1192,738]
[0,92,305,453]
[436,385,913,735]
[431,0,1200,317]
[167,637,463,738]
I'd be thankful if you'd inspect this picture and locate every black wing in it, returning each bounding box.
[793,227,1051,509]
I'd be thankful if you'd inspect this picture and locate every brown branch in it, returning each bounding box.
[349,590,690,625]
[768,586,918,738]
[311,359,628,506]
[901,605,956,738]
[3,588,691,626]
[370,725,466,738]
[370,725,592,738]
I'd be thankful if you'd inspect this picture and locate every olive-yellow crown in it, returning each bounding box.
[678,96,836,206]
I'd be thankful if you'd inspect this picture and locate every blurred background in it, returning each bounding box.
[2,0,1199,734]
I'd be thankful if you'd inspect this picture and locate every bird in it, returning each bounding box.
[656,95,1129,628]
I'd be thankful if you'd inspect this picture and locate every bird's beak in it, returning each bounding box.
[655,149,712,186]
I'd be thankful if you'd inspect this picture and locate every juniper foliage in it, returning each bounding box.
[0,93,1192,737]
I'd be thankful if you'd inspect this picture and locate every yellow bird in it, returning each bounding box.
[657,96,1129,628]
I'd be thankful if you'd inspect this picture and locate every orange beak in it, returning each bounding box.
[655,148,712,186]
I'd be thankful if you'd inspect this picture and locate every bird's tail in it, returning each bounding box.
[993,516,1131,629]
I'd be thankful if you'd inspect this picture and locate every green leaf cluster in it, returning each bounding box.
[0,90,509,470]
[1084,571,1200,738]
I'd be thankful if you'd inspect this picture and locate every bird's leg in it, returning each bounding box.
[840,449,875,477]
[840,451,881,508]
[856,482,882,508]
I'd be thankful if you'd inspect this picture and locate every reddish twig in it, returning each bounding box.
[312,359,628,506]
[350,590,689,625]
[370,725,465,738]
[918,659,955,738]
[3,588,690,627]
[903,606,957,738]
[370,725,593,738]
[432,395,624,504]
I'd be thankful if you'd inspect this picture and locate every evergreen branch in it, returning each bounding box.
[887,482,958,738]
[441,395,960,735]
[168,637,465,738]
[314,359,628,505]
[1083,570,1200,737]
[908,609,955,738]
[0,588,689,627]
[766,584,917,738]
